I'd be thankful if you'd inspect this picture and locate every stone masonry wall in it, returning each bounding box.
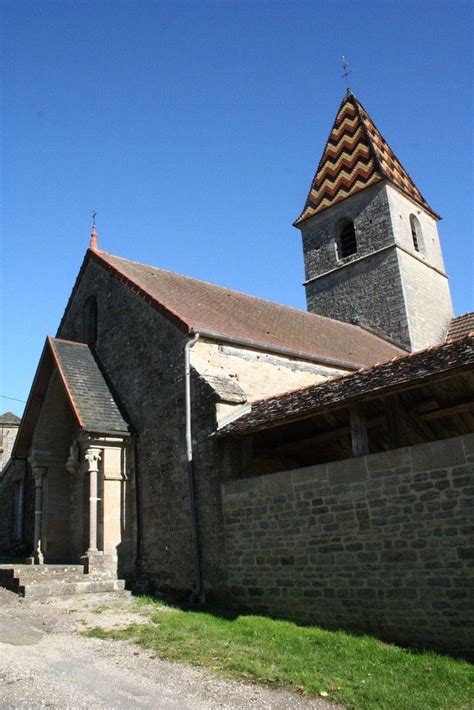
[305,248,410,348]
[58,258,191,592]
[56,255,346,596]
[0,458,26,553]
[299,182,454,351]
[397,249,453,351]
[221,434,474,658]
[300,184,411,348]
[301,183,394,280]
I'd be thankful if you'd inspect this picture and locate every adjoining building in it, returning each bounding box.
[1,90,472,657]
[0,412,21,471]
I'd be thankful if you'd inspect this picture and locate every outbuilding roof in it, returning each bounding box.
[62,248,406,371]
[0,412,21,425]
[216,335,474,437]
[446,312,474,342]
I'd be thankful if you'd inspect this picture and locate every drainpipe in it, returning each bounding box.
[184,332,205,605]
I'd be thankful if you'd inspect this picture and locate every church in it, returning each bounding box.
[1,90,473,657]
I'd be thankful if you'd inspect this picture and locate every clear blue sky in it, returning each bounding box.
[1,0,473,417]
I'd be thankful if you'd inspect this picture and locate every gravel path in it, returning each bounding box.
[0,588,337,709]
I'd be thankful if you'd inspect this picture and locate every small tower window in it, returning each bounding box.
[409,214,424,253]
[337,218,357,259]
[82,296,98,346]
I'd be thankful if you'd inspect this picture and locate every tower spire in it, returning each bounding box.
[89,211,99,251]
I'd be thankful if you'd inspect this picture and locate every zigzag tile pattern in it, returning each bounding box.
[295,93,436,225]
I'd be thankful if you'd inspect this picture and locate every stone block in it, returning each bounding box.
[221,476,264,499]
[327,457,367,485]
[412,437,465,472]
[291,463,327,487]
[367,447,411,473]
[462,433,474,457]
[263,471,293,496]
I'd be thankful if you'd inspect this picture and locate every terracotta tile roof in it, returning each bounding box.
[446,312,474,342]
[216,335,474,437]
[0,412,21,425]
[294,91,438,225]
[50,338,129,435]
[88,250,405,369]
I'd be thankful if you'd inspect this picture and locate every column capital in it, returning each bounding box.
[82,446,102,473]
[28,450,47,471]
[28,458,46,488]
[33,468,46,487]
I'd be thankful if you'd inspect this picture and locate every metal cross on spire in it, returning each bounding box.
[92,211,97,227]
[341,56,352,91]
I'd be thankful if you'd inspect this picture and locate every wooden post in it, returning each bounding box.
[350,404,369,457]
[385,395,403,449]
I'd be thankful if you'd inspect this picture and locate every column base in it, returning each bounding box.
[80,551,117,578]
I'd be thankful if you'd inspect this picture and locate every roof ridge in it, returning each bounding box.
[50,336,89,347]
[452,311,474,321]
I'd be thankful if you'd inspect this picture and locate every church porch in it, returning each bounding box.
[2,337,135,593]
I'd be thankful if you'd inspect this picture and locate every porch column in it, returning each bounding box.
[84,447,102,552]
[32,467,46,564]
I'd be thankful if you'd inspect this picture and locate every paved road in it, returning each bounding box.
[0,589,336,709]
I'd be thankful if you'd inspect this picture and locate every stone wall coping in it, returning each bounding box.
[221,433,473,498]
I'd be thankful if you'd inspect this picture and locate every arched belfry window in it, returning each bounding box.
[337,218,357,259]
[83,296,98,346]
[409,214,424,253]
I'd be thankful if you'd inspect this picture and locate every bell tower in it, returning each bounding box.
[294,91,453,352]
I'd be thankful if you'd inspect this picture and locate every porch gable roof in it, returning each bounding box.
[12,338,130,458]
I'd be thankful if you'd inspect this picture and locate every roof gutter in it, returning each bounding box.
[189,328,364,372]
[184,332,205,605]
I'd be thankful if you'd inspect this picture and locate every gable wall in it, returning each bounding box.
[58,258,194,590]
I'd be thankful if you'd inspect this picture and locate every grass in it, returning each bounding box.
[85,597,474,709]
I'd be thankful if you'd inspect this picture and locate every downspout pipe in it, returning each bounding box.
[184,332,205,605]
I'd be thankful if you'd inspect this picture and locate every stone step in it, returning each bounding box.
[19,578,127,598]
[0,564,84,578]
[0,566,86,591]
[17,572,88,585]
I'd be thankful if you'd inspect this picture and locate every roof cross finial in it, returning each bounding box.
[341,56,352,92]
[89,211,99,252]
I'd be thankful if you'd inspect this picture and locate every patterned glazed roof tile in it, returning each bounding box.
[217,335,474,437]
[446,312,474,341]
[294,91,438,225]
[85,250,406,369]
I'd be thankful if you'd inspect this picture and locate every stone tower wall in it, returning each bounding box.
[397,250,453,351]
[305,248,410,348]
[300,182,453,350]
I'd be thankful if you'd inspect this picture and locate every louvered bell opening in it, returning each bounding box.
[339,221,357,258]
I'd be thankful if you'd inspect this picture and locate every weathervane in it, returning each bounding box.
[341,56,352,91]
[92,211,97,227]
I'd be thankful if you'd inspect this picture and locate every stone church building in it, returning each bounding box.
[1,91,473,657]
